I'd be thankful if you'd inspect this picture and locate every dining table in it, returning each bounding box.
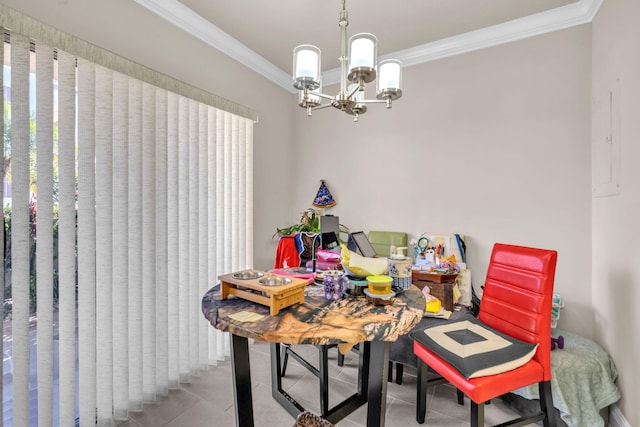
[201,277,425,427]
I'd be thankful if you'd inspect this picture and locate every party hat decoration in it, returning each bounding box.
[312,180,336,208]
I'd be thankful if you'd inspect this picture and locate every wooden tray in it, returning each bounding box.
[219,271,308,315]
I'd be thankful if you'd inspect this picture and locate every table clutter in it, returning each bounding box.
[234,232,471,323]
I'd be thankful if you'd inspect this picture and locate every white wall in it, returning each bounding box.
[592,1,640,425]
[292,26,592,336]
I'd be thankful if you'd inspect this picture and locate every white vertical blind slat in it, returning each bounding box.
[188,100,199,374]
[178,96,190,380]
[155,89,169,394]
[112,71,130,418]
[166,92,180,388]
[128,78,143,409]
[77,58,98,426]
[142,83,157,401]
[95,64,114,426]
[10,33,32,427]
[207,107,221,365]
[243,120,254,266]
[198,104,209,369]
[223,113,232,274]
[245,120,255,268]
[247,121,254,267]
[215,111,229,360]
[237,118,247,269]
[58,49,78,427]
[35,43,55,427]
[231,116,240,270]
[215,108,224,297]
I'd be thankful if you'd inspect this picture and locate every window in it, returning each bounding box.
[2,15,255,425]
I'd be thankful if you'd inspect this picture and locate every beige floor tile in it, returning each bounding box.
[117,342,524,426]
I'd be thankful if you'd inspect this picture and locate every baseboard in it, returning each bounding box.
[609,404,631,427]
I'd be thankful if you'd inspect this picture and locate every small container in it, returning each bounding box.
[387,257,413,290]
[233,270,264,280]
[258,275,292,287]
[348,278,369,297]
[323,270,348,300]
[366,275,393,295]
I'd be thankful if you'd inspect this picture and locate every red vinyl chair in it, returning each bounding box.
[413,243,558,426]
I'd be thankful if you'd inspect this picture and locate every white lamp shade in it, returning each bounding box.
[349,33,377,70]
[378,59,402,91]
[293,45,321,88]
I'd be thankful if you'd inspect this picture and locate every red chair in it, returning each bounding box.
[413,243,558,426]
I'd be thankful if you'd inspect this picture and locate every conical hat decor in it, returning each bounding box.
[312,180,336,208]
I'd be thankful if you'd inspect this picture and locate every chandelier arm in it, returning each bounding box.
[309,103,335,112]
[352,99,389,104]
[346,84,360,99]
[315,92,336,101]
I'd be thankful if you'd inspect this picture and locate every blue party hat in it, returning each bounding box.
[312,180,336,208]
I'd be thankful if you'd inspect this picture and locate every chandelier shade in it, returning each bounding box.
[292,0,403,121]
[348,33,377,83]
[377,59,403,100]
[293,44,321,90]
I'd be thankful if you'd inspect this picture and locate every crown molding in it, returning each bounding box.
[134,0,602,93]
[132,0,292,89]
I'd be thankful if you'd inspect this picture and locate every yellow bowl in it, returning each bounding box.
[366,275,393,295]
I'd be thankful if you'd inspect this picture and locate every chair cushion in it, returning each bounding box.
[410,314,537,379]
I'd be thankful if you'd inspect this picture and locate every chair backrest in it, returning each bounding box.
[478,243,557,381]
[367,231,407,257]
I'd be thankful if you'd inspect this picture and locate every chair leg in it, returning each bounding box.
[470,401,485,427]
[337,351,344,367]
[395,363,404,385]
[281,344,290,376]
[457,388,464,405]
[387,361,394,382]
[539,380,556,427]
[416,360,428,424]
[318,346,330,416]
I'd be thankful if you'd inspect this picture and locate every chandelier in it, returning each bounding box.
[292,0,403,122]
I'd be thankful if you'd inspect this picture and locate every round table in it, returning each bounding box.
[201,283,425,427]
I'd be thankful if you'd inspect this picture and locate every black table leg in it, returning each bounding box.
[367,341,389,427]
[230,334,254,427]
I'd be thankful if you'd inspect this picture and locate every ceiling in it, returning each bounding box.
[133,0,601,92]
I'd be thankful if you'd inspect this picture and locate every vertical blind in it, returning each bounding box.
[2,27,253,426]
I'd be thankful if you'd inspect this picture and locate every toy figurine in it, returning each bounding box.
[551,335,564,350]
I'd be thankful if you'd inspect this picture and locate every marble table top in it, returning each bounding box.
[202,284,426,346]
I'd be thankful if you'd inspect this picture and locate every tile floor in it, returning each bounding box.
[116,340,522,427]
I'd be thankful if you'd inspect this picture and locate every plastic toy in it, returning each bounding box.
[551,335,565,350]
